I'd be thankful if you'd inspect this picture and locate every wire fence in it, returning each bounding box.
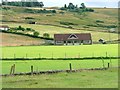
[2,58,118,75]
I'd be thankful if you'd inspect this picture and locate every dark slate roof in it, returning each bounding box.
[54,33,92,41]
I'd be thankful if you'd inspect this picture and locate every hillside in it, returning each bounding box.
[0,6,119,46]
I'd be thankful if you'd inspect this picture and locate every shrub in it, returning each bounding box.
[96,20,104,23]
[33,31,39,37]
[26,28,33,31]
[60,21,77,25]
[43,33,50,38]
[25,17,34,19]
[17,26,25,31]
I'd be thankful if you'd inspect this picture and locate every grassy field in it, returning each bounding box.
[2,44,118,58]
[0,33,45,46]
[2,68,118,88]
[2,59,118,74]
[1,6,118,46]
[2,22,118,42]
[2,6,118,30]
[1,6,119,88]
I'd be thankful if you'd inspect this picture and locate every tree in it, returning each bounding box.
[81,3,86,9]
[43,33,50,38]
[68,3,75,9]
[64,4,67,8]
[39,2,44,8]
[17,26,25,31]
[33,31,39,37]
[75,5,78,8]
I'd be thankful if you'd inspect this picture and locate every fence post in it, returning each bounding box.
[39,53,41,59]
[31,65,33,75]
[14,54,16,59]
[106,52,108,58]
[101,57,105,68]
[2,54,4,59]
[69,63,72,72]
[108,63,110,68]
[26,53,27,58]
[109,55,112,67]
[12,64,15,74]
[78,53,80,58]
[10,65,13,75]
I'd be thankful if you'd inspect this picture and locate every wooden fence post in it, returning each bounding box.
[39,53,41,59]
[106,52,108,57]
[109,55,112,67]
[13,64,15,74]
[69,63,72,72]
[108,63,110,68]
[10,65,13,75]
[26,53,27,58]
[78,53,80,58]
[31,65,33,75]
[101,57,105,68]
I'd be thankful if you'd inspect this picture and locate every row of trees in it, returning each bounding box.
[60,3,94,12]
[25,8,56,13]
[2,0,44,7]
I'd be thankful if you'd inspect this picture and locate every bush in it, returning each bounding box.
[33,31,39,37]
[87,24,117,28]
[24,9,35,13]
[43,33,50,38]
[96,20,104,23]
[60,21,77,25]
[25,17,34,19]
[17,26,25,31]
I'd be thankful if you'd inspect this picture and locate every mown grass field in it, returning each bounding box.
[2,68,118,88]
[2,44,118,58]
[2,59,118,74]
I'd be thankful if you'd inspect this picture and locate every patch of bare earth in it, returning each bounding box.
[0,32,45,46]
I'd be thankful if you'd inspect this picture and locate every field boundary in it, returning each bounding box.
[1,56,119,60]
[1,67,109,77]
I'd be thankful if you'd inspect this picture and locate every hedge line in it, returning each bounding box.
[1,57,119,60]
[1,30,53,40]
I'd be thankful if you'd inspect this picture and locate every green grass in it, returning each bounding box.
[2,59,118,74]
[2,44,118,58]
[2,68,118,88]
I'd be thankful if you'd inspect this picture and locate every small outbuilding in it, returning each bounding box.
[54,33,92,45]
[0,25,9,31]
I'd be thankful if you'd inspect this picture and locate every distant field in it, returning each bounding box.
[2,23,118,42]
[0,32,45,46]
[1,7,118,46]
[2,59,118,74]
[2,6,117,30]
[2,44,118,58]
